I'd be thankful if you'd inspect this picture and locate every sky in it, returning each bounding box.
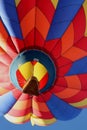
[0,109,87,130]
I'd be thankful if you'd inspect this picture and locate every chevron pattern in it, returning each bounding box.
[0,0,87,126]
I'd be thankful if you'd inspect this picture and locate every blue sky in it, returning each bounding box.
[0,109,87,130]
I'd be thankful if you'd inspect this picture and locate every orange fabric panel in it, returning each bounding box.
[63,47,87,61]
[0,21,8,41]
[36,8,50,39]
[0,47,5,54]
[20,8,35,38]
[65,75,81,89]
[55,88,80,99]
[54,75,81,99]
[61,23,74,54]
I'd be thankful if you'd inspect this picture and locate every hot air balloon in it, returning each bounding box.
[0,0,87,126]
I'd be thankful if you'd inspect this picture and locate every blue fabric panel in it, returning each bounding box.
[0,1,18,22]
[58,0,84,8]
[0,0,23,39]
[66,57,87,76]
[53,5,81,23]
[46,95,82,120]
[0,92,17,114]
[2,0,15,7]
[47,0,84,40]
[46,21,70,39]
[1,18,23,39]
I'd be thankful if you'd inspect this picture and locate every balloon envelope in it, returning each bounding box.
[0,0,87,126]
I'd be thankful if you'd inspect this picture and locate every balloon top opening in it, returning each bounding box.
[16,60,49,94]
[10,49,56,94]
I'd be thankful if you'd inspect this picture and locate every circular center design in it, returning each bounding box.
[10,49,56,95]
[16,60,49,95]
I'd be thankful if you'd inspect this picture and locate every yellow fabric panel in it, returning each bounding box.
[51,0,59,8]
[31,114,56,126]
[13,100,31,110]
[4,113,31,124]
[83,0,87,36]
[18,62,33,80]
[15,0,21,6]
[70,98,87,108]
[0,88,9,95]
[34,62,47,81]
[0,39,7,51]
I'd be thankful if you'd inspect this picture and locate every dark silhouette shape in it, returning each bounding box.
[23,76,39,96]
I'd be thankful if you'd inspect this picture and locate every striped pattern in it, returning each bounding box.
[0,0,87,126]
[31,115,56,126]
[4,93,32,124]
[16,0,57,47]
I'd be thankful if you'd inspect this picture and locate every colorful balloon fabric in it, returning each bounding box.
[0,0,87,126]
